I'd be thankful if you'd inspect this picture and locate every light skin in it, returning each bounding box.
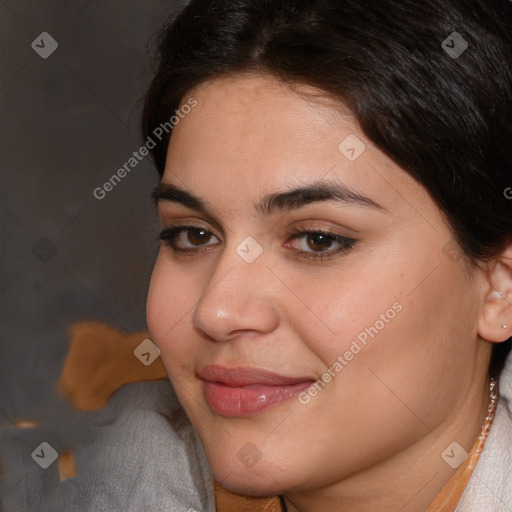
[146,73,512,512]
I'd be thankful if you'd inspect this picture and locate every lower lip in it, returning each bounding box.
[203,380,314,416]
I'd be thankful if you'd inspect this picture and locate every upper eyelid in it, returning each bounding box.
[158,214,359,234]
[155,201,367,238]
[156,206,228,237]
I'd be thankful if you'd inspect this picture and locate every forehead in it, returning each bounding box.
[162,73,434,221]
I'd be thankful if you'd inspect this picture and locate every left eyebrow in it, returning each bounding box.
[152,179,386,218]
[256,180,386,215]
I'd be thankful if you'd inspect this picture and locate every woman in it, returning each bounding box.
[143,0,512,510]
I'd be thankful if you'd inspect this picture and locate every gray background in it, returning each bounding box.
[0,0,189,508]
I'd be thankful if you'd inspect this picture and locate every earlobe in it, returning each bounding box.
[477,244,512,343]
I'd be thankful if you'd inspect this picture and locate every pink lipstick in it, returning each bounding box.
[199,365,315,416]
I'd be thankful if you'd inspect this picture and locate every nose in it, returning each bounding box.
[192,241,280,342]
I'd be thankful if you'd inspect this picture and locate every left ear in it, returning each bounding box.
[478,242,512,343]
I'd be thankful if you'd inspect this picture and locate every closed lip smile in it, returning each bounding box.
[198,364,315,416]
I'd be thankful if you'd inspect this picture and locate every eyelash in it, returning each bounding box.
[158,225,357,261]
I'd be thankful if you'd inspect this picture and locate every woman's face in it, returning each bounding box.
[146,74,491,497]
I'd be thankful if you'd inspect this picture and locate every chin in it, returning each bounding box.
[203,444,305,496]
[212,466,288,497]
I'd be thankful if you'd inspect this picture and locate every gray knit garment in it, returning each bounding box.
[0,380,216,512]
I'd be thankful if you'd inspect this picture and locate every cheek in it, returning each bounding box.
[271,268,466,478]
[362,268,472,413]
[279,257,406,368]
[146,254,196,368]
[146,253,172,340]
[292,252,470,417]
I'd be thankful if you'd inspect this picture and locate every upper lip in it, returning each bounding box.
[198,364,315,387]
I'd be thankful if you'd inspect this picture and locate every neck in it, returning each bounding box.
[283,374,491,512]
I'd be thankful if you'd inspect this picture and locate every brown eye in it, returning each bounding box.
[158,226,220,253]
[305,233,335,252]
[285,229,357,261]
[187,228,213,246]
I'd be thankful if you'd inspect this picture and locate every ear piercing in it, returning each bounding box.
[503,325,509,329]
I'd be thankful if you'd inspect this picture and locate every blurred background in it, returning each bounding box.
[0,1,194,510]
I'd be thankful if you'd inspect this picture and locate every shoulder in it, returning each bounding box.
[456,351,512,511]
